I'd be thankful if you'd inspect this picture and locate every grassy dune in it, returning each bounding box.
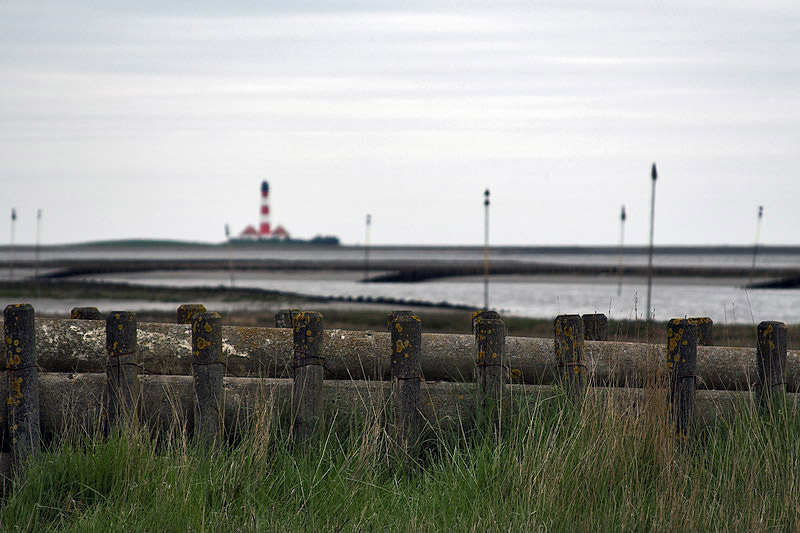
[1,389,798,531]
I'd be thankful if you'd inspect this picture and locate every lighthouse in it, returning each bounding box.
[234,181,291,241]
[259,180,271,237]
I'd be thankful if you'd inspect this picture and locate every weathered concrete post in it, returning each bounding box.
[0,333,9,491]
[192,312,224,445]
[106,311,140,428]
[177,304,206,325]
[756,321,787,410]
[275,309,300,329]
[387,310,414,331]
[688,317,714,346]
[389,314,422,452]
[553,314,587,404]
[667,318,697,438]
[70,307,102,320]
[4,304,40,464]
[475,317,506,424]
[582,313,608,341]
[472,309,500,336]
[291,311,324,442]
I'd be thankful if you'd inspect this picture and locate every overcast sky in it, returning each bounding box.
[2,1,799,246]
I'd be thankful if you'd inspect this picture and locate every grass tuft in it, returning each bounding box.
[1,386,799,531]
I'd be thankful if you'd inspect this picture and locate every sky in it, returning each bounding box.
[1,0,799,246]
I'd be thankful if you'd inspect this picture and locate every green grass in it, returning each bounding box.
[2,390,799,531]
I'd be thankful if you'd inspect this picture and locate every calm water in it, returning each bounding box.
[58,270,800,325]
[2,245,798,324]
[1,243,799,268]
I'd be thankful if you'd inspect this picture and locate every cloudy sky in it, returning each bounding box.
[2,1,799,246]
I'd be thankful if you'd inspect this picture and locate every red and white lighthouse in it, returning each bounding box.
[259,180,271,237]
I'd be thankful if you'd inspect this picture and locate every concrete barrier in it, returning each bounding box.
[0,373,793,439]
[10,318,798,392]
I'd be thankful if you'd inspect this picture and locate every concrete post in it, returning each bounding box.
[389,314,422,452]
[275,309,300,329]
[4,304,40,465]
[667,318,697,438]
[582,313,608,341]
[192,312,224,445]
[756,321,787,410]
[71,307,102,320]
[472,309,500,336]
[688,317,714,346]
[177,304,206,325]
[554,314,587,404]
[291,311,324,442]
[475,318,506,425]
[106,311,139,428]
[386,310,414,331]
[0,331,8,493]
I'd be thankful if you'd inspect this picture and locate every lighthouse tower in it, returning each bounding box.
[259,180,271,237]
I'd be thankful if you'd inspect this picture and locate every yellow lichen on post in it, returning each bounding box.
[4,303,40,462]
[192,312,224,446]
[553,314,587,405]
[389,313,423,454]
[291,311,325,444]
[756,321,787,410]
[666,318,697,439]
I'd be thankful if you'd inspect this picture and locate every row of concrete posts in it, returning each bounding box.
[1,303,791,480]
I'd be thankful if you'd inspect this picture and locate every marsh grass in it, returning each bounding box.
[1,384,799,532]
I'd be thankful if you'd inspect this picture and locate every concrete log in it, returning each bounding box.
[4,373,795,439]
[8,318,800,392]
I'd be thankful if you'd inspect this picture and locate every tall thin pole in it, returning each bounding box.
[750,205,764,283]
[617,205,626,296]
[9,208,16,281]
[483,189,490,310]
[225,223,235,287]
[645,163,657,323]
[34,208,42,278]
[364,214,372,280]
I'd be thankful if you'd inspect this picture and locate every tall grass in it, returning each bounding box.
[1,387,798,531]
